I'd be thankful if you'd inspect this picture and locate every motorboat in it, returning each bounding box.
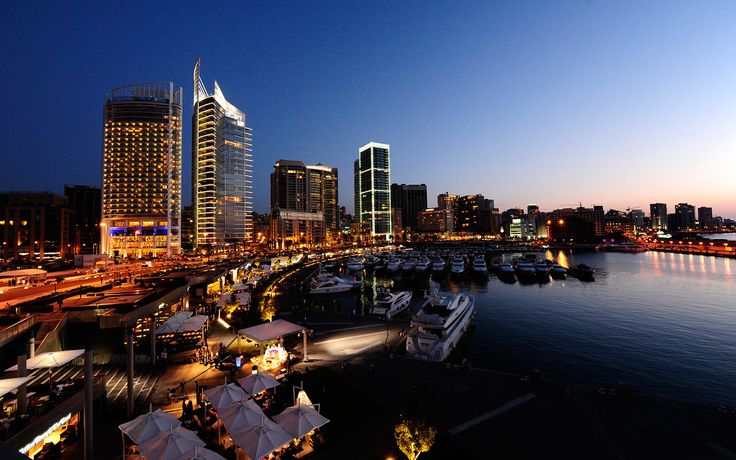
[515,261,536,278]
[309,279,354,294]
[402,259,417,272]
[370,289,413,319]
[345,258,364,271]
[550,263,567,279]
[406,283,475,362]
[450,257,465,274]
[387,259,403,273]
[534,262,550,276]
[570,264,595,280]
[472,258,487,274]
[497,262,516,279]
[431,258,446,272]
[415,258,431,273]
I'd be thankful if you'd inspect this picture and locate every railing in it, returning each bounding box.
[0,314,37,348]
[36,313,69,354]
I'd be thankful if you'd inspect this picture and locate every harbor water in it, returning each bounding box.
[303,251,736,406]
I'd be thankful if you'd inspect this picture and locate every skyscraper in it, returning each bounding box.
[192,59,253,249]
[270,160,327,247]
[354,142,391,240]
[390,184,427,230]
[697,206,713,229]
[101,82,182,258]
[307,164,339,236]
[650,203,668,230]
[674,203,696,231]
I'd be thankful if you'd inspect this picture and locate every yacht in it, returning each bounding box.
[415,258,431,273]
[345,258,364,271]
[370,289,413,319]
[402,259,417,272]
[534,262,550,276]
[309,279,353,294]
[387,259,403,273]
[450,257,465,274]
[498,262,516,277]
[431,258,446,272]
[570,264,595,280]
[515,261,536,278]
[406,283,476,362]
[550,263,567,279]
[472,258,487,274]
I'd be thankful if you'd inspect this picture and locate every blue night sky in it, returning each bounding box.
[2,1,735,217]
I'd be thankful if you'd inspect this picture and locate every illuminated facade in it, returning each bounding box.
[101,82,182,258]
[192,59,253,249]
[307,164,339,237]
[354,142,392,239]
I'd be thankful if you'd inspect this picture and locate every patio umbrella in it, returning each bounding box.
[218,398,264,432]
[229,416,293,460]
[0,376,34,397]
[137,426,205,460]
[156,312,193,335]
[237,372,280,395]
[118,409,181,444]
[273,404,329,439]
[179,315,208,333]
[203,383,249,411]
[5,349,85,371]
[183,446,226,460]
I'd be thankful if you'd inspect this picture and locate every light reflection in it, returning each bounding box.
[557,251,569,269]
[687,254,695,273]
[725,259,732,276]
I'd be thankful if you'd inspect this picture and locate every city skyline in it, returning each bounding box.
[2,2,735,217]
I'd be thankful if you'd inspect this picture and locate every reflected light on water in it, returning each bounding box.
[725,259,732,276]
[557,251,570,268]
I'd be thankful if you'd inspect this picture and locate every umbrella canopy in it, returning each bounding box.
[203,383,249,411]
[218,398,264,433]
[183,446,226,460]
[179,315,208,333]
[237,373,280,395]
[6,349,85,371]
[138,426,205,460]
[118,409,181,445]
[273,404,329,439]
[295,390,313,407]
[230,417,293,460]
[0,376,34,397]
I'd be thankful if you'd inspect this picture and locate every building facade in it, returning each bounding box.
[101,82,183,258]
[417,208,454,233]
[64,185,101,254]
[458,195,494,234]
[0,192,72,260]
[192,60,253,250]
[650,203,668,230]
[697,206,714,229]
[674,203,696,231]
[390,184,427,231]
[354,142,392,240]
[307,164,339,238]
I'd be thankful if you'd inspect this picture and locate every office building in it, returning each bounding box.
[547,205,604,241]
[270,160,326,247]
[101,82,182,258]
[0,192,72,260]
[650,203,668,230]
[307,164,339,237]
[192,60,253,249]
[354,142,392,240]
[437,192,459,231]
[64,185,101,254]
[391,184,427,230]
[629,209,645,231]
[698,207,714,229]
[458,195,494,234]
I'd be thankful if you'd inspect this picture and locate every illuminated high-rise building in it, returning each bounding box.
[354,142,392,239]
[192,59,253,249]
[650,203,668,230]
[307,164,339,236]
[101,82,182,258]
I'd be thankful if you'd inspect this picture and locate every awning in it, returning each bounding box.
[0,376,34,397]
[179,315,208,333]
[6,349,85,371]
[238,319,304,344]
[156,311,194,335]
[0,269,47,278]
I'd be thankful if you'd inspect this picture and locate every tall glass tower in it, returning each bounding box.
[192,59,253,249]
[354,142,392,239]
[101,82,182,258]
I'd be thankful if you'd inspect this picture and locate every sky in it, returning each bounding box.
[1,1,735,218]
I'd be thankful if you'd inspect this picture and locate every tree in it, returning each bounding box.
[394,417,437,460]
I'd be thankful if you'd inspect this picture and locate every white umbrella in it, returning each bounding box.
[5,349,85,371]
[203,383,249,411]
[179,315,208,333]
[273,404,329,439]
[138,426,205,460]
[230,416,293,460]
[0,376,34,397]
[156,312,193,335]
[218,398,264,432]
[237,373,280,395]
[118,409,181,444]
[183,446,226,460]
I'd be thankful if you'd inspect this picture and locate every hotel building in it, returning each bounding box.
[192,59,253,250]
[101,82,182,258]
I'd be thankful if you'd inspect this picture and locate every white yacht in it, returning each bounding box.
[450,257,465,274]
[472,258,487,274]
[387,259,403,273]
[309,279,353,294]
[406,283,475,362]
[402,259,417,272]
[498,262,515,275]
[415,258,431,273]
[345,258,364,271]
[431,258,446,272]
[370,289,413,319]
[515,261,536,278]
[534,262,550,276]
